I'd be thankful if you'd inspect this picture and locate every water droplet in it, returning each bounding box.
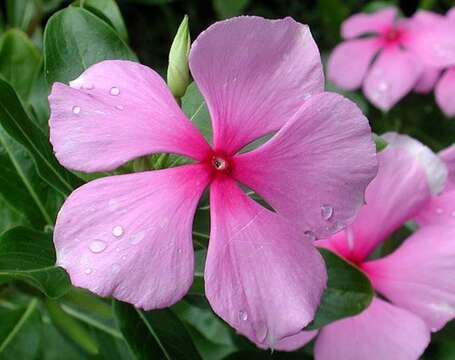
[303,93,312,101]
[84,83,94,90]
[115,247,121,252]
[72,106,81,114]
[85,268,92,274]
[378,81,389,92]
[321,204,334,221]
[129,230,145,245]
[112,226,124,237]
[89,240,107,253]
[121,255,127,261]
[111,263,121,274]
[110,86,120,96]
[115,104,124,110]
[239,310,248,321]
[108,199,119,211]
[304,230,316,241]
[177,248,183,254]
[436,208,444,215]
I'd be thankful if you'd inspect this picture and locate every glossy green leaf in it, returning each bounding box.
[0,298,41,360]
[213,0,250,18]
[0,29,41,102]
[181,82,212,143]
[373,133,389,152]
[0,126,53,227]
[44,299,99,355]
[113,301,202,360]
[0,197,28,233]
[44,6,136,85]
[0,227,71,298]
[72,0,129,42]
[306,248,374,330]
[0,79,82,195]
[6,0,42,33]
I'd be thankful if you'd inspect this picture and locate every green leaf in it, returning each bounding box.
[0,79,82,195]
[0,227,71,298]
[373,133,389,152]
[0,197,28,233]
[0,298,42,360]
[114,301,202,360]
[306,248,374,329]
[72,0,129,42]
[44,299,99,355]
[0,126,54,227]
[0,29,41,102]
[181,82,212,143]
[44,6,137,85]
[6,0,42,34]
[213,0,250,18]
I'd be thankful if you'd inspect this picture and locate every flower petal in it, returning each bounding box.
[383,133,448,195]
[363,47,423,111]
[362,226,455,332]
[415,191,455,227]
[436,67,455,117]
[54,164,210,309]
[205,177,326,347]
[319,146,431,263]
[341,7,397,39]
[189,16,324,154]
[314,298,430,360]
[440,144,455,192]
[49,60,211,172]
[232,92,377,240]
[273,331,318,352]
[414,66,441,93]
[328,39,381,90]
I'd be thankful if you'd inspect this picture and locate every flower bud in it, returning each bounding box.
[167,15,190,99]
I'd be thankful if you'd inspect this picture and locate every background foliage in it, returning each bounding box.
[0,0,453,359]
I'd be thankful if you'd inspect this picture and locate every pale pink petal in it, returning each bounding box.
[189,16,324,154]
[363,226,455,332]
[321,147,431,263]
[440,144,455,192]
[341,7,397,39]
[49,60,211,172]
[314,298,430,360]
[415,191,455,227]
[54,164,210,309]
[273,331,318,352]
[448,7,455,21]
[327,39,381,90]
[406,14,455,68]
[232,92,377,240]
[363,47,423,111]
[435,67,455,117]
[414,66,441,93]
[205,177,326,347]
[383,133,448,195]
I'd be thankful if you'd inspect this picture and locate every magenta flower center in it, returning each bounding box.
[211,155,230,172]
[382,27,403,44]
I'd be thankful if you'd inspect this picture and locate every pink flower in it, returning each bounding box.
[414,9,455,116]
[328,7,455,111]
[48,17,377,347]
[275,134,455,359]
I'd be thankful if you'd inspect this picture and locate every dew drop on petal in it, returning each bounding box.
[121,255,127,261]
[84,83,94,90]
[320,204,334,221]
[72,106,81,114]
[108,199,119,212]
[110,86,120,96]
[239,310,248,321]
[115,105,124,110]
[111,263,121,274]
[129,230,145,245]
[85,268,92,274]
[304,230,316,241]
[89,240,107,253]
[436,208,444,215]
[303,93,312,101]
[112,226,124,238]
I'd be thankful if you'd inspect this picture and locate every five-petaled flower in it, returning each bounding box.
[274,134,455,359]
[328,7,455,111]
[49,16,377,347]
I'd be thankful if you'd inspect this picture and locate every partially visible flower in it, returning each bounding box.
[328,7,455,111]
[48,17,378,347]
[274,135,455,359]
[414,8,455,116]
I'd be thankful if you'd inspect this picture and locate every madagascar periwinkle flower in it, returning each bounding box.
[274,134,455,359]
[328,7,455,111]
[48,17,377,347]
